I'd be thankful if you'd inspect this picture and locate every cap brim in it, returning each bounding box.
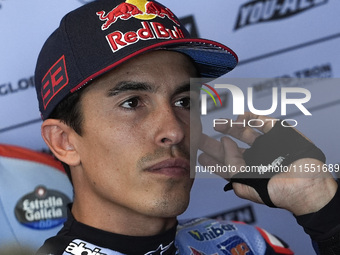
[71,38,238,93]
[166,38,238,78]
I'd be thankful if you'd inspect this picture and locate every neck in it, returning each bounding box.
[71,195,177,237]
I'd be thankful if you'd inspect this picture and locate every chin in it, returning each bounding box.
[152,201,189,218]
[150,192,191,218]
[142,178,193,218]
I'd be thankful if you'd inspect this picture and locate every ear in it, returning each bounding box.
[41,119,81,167]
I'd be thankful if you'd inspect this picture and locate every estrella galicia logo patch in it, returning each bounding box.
[217,236,254,255]
[14,185,71,230]
[234,0,328,30]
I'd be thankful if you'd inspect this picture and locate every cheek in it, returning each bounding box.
[78,135,141,202]
[80,121,148,176]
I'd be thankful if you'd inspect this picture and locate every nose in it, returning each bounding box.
[153,105,186,147]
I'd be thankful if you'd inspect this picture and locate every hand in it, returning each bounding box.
[198,113,338,215]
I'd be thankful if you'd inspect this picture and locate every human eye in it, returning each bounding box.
[174,96,191,110]
[120,97,142,110]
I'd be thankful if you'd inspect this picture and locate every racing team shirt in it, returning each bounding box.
[36,208,294,255]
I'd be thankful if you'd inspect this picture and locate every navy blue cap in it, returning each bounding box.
[35,0,238,120]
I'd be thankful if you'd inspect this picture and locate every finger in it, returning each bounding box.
[233,113,278,134]
[199,133,225,162]
[214,121,260,146]
[214,114,280,145]
[214,114,262,145]
[220,136,246,177]
[197,153,230,179]
[199,133,248,164]
[199,136,246,179]
[242,113,279,134]
[232,182,263,204]
[199,134,245,164]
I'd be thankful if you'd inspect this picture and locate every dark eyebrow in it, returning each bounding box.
[107,81,155,96]
[173,83,190,95]
[176,83,202,99]
[107,81,195,97]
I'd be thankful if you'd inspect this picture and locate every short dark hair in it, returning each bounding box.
[49,88,86,185]
[50,90,84,135]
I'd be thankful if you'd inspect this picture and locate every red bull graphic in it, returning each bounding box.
[96,0,180,31]
[105,21,185,52]
[96,0,184,53]
[144,1,180,26]
[97,2,143,30]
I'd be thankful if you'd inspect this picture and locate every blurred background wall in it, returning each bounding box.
[1,0,339,254]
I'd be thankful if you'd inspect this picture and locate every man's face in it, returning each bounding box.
[73,50,200,221]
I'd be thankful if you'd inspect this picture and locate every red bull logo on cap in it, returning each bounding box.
[97,0,180,30]
[96,0,185,53]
